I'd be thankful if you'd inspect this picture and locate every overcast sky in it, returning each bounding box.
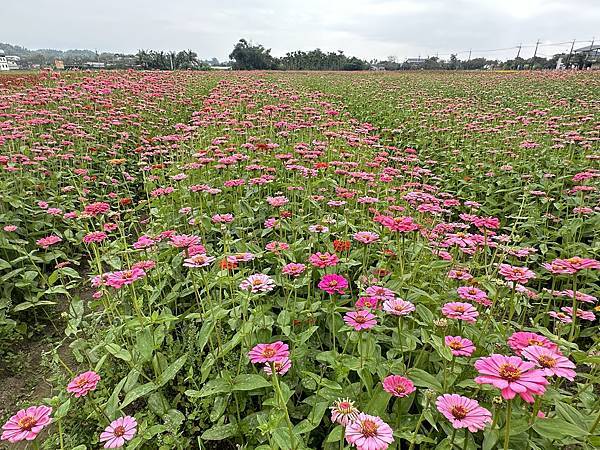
[4,0,600,61]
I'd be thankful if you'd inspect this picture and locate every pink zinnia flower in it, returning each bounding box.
[542,257,600,275]
[383,298,415,316]
[448,269,473,281]
[445,336,476,357]
[183,254,215,268]
[345,413,394,450]
[355,296,381,310]
[212,213,234,223]
[67,371,101,397]
[330,398,360,426]
[442,302,479,323]
[457,286,490,306]
[83,202,110,217]
[263,357,292,375]
[561,306,596,321]
[436,394,492,432]
[240,274,276,293]
[3,225,17,232]
[344,310,377,331]
[1,405,52,443]
[248,341,289,364]
[266,195,289,207]
[105,268,146,289]
[99,416,137,448]
[365,286,395,302]
[474,354,549,403]
[498,264,536,284]
[83,231,108,244]
[265,241,290,252]
[309,252,339,268]
[382,375,415,397]
[507,331,558,356]
[281,263,306,277]
[318,274,348,295]
[548,310,572,323]
[521,346,576,381]
[353,231,380,244]
[133,235,155,249]
[36,234,62,249]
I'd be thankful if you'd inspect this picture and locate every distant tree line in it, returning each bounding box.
[229,39,369,70]
[135,50,209,70]
[374,53,593,70]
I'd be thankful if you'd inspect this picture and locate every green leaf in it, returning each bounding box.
[533,417,588,440]
[54,399,71,419]
[231,374,271,391]
[104,377,127,419]
[156,355,187,387]
[188,379,231,398]
[200,423,238,441]
[325,425,344,442]
[105,343,132,362]
[407,368,443,392]
[120,382,157,409]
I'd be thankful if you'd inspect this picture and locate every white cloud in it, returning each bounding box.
[2,0,599,61]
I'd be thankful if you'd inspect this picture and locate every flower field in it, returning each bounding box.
[0,69,599,449]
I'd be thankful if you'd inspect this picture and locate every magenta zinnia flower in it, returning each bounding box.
[318,274,348,295]
[382,375,415,398]
[248,341,289,364]
[1,405,52,443]
[498,264,536,284]
[445,336,476,357]
[365,286,395,301]
[67,371,101,397]
[99,416,137,448]
[344,310,377,331]
[436,394,492,432]
[442,302,479,323]
[521,346,576,381]
[474,354,549,403]
[542,256,600,275]
[345,413,394,450]
[309,252,339,268]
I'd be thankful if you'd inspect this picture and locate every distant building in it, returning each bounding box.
[405,58,426,65]
[54,59,65,70]
[5,55,20,70]
[84,62,105,69]
[574,44,600,63]
[0,51,9,71]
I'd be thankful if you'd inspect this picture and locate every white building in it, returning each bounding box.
[0,51,9,71]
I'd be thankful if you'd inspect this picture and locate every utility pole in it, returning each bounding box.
[515,44,522,69]
[584,38,595,67]
[565,39,576,68]
[468,49,472,61]
[170,53,174,71]
[530,39,540,70]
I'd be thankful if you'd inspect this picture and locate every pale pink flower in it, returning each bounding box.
[436,394,492,432]
[345,413,394,450]
[521,346,576,381]
[445,336,476,357]
[99,416,137,448]
[442,302,479,323]
[383,298,415,316]
[240,274,276,293]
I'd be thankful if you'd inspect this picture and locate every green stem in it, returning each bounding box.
[408,396,430,450]
[504,400,512,450]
